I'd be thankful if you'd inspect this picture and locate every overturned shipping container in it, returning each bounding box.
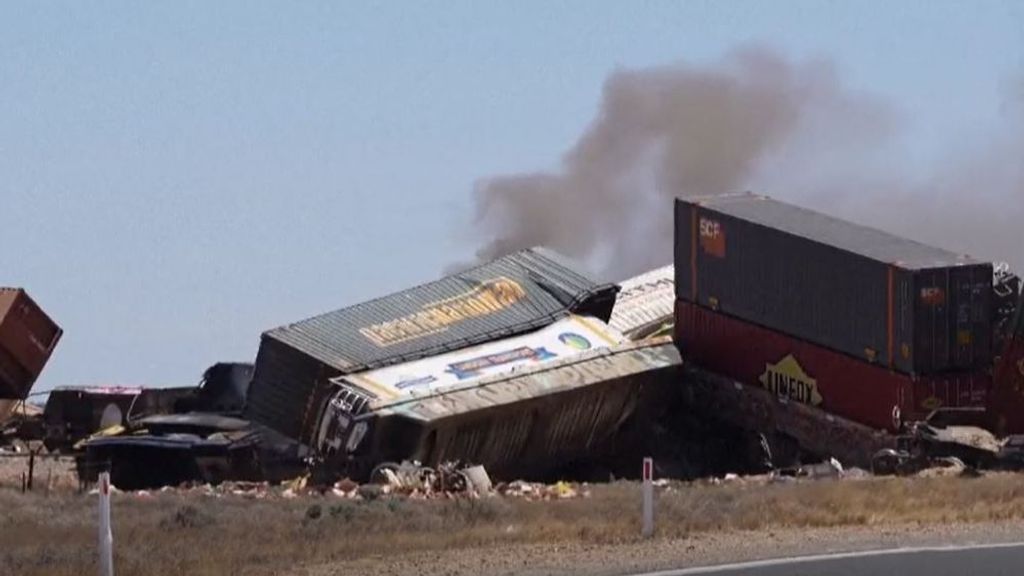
[246,247,619,445]
[0,288,62,399]
[675,194,992,375]
[313,316,680,480]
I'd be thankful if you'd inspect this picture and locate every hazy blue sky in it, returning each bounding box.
[2,1,1022,392]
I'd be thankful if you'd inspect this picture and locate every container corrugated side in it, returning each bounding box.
[265,247,618,374]
[674,196,992,375]
[245,336,341,443]
[674,300,990,431]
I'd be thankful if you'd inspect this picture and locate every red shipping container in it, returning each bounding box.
[674,300,989,432]
[0,288,62,399]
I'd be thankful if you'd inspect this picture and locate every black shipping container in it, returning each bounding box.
[674,193,992,375]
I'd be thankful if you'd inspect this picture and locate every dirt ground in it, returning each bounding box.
[6,469,1024,576]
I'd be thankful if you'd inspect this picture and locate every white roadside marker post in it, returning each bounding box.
[98,471,114,576]
[642,457,654,538]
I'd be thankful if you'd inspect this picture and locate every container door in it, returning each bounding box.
[892,270,916,374]
[914,269,950,374]
[949,265,991,371]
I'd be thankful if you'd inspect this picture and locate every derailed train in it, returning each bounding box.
[57,192,1024,487]
[259,192,1024,480]
[672,193,1024,468]
[243,248,681,481]
[312,317,679,480]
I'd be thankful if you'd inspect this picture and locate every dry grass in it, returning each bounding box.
[5,474,1024,576]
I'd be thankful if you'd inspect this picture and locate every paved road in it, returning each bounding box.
[635,542,1024,576]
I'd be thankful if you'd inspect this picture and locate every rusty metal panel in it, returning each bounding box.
[261,247,618,374]
[609,265,675,339]
[0,288,62,399]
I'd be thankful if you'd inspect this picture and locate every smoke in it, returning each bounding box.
[458,46,1023,279]
[814,81,1024,272]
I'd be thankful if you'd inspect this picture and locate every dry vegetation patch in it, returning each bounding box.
[5,474,1024,576]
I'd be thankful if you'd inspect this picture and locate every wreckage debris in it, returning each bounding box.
[12,194,1024,493]
[238,247,683,485]
[81,461,595,502]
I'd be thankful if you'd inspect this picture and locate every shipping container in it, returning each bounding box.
[674,300,990,432]
[314,336,680,481]
[0,288,62,399]
[674,194,992,375]
[246,247,620,443]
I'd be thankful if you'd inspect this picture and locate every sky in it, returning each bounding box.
[1,1,1022,392]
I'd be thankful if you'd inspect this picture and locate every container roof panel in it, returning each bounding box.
[265,247,619,373]
[685,193,985,269]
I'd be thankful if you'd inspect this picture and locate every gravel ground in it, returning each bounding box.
[293,521,1024,576]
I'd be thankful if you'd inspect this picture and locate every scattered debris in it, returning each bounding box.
[798,458,844,479]
[871,410,1005,476]
[463,465,493,495]
[44,363,254,453]
[77,414,304,490]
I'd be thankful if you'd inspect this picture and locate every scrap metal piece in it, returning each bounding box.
[78,414,266,490]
